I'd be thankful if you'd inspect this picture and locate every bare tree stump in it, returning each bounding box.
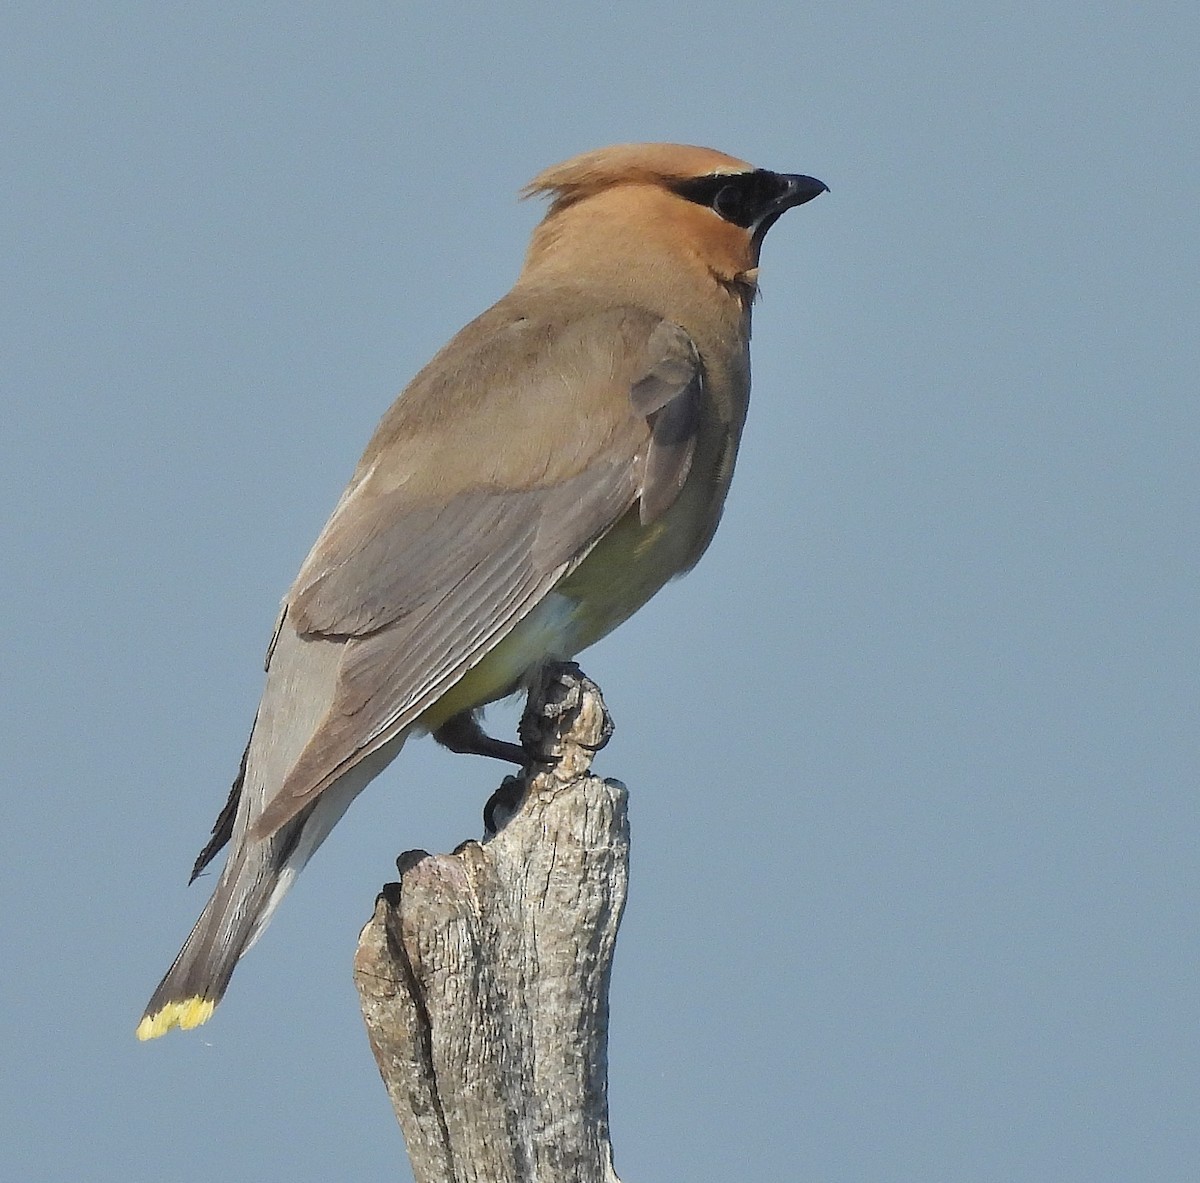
[354,663,628,1183]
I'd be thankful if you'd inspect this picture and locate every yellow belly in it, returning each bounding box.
[418,495,701,730]
[418,590,583,729]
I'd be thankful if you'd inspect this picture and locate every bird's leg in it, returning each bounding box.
[432,710,529,766]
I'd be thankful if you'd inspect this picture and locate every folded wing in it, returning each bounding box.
[250,302,701,838]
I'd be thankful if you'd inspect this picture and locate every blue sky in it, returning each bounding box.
[3,3,1197,1180]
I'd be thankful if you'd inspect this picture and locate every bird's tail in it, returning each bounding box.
[136,732,404,1040]
[137,619,407,1040]
[136,812,314,1040]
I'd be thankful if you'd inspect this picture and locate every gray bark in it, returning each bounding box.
[353,663,628,1183]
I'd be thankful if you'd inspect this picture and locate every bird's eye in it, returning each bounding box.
[672,172,770,229]
[712,185,748,223]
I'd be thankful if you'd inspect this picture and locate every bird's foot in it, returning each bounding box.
[433,712,530,766]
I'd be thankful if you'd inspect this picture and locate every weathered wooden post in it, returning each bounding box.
[354,663,628,1183]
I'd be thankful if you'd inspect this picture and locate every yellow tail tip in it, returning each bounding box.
[136,997,216,1041]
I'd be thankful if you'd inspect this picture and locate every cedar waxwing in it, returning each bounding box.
[137,143,826,1039]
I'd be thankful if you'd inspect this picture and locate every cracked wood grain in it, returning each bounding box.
[354,663,628,1183]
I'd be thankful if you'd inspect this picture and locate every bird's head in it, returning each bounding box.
[520,143,827,298]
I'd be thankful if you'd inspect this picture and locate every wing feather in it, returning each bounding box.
[629,321,702,524]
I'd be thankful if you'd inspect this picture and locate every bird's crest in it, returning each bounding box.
[523,143,752,214]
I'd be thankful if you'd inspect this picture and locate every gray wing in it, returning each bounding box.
[250,304,700,838]
[629,320,703,525]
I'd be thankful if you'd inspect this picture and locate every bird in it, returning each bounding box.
[137,142,826,1040]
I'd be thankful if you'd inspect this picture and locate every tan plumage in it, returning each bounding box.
[138,143,826,1039]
